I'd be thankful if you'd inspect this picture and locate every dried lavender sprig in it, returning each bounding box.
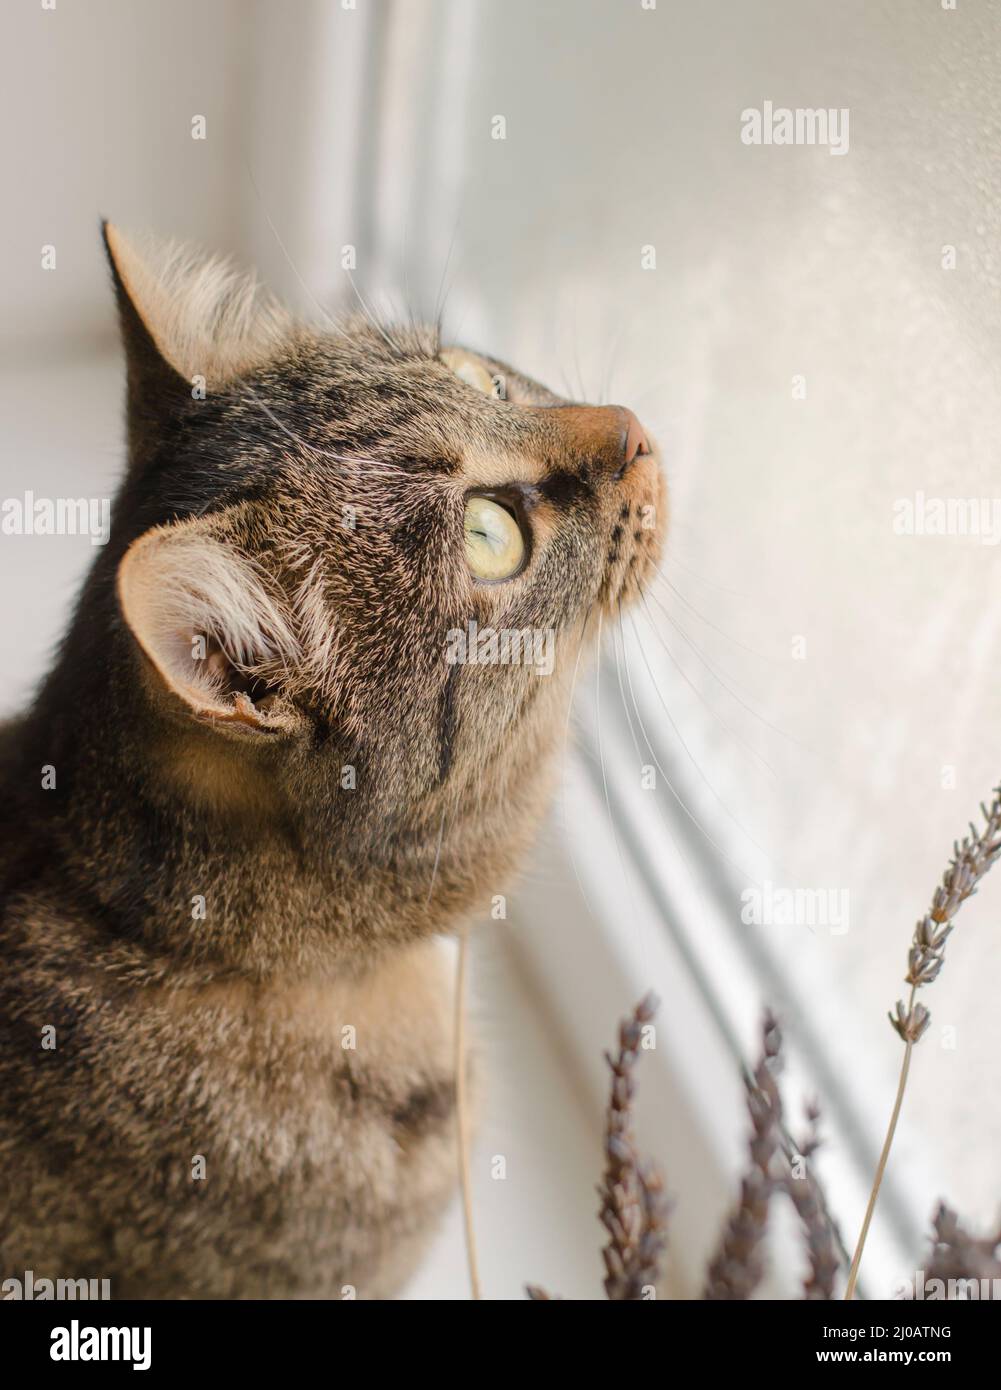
[925,1203,1001,1287]
[892,789,1001,1040]
[526,993,667,1302]
[703,1013,783,1299]
[782,1101,840,1300]
[845,786,1001,1300]
[632,1160,670,1296]
[598,991,669,1300]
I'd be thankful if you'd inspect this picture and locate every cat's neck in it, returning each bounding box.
[5,580,563,981]
[6,675,471,984]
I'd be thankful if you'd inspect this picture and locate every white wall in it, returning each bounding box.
[3,0,257,351]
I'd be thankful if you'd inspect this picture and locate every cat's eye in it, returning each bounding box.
[464,495,527,581]
[441,348,501,398]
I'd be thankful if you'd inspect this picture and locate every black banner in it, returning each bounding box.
[1,1296,989,1376]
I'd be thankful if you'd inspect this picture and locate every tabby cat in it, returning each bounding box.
[0,225,664,1298]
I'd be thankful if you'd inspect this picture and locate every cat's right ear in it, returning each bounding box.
[101,222,292,455]
[102,222,191,444]
[116,516,306,738]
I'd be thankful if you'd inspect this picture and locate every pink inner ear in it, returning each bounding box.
[115,520,300,729]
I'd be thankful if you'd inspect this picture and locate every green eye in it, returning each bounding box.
[464,496,526,581]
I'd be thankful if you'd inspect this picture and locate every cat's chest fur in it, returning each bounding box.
[0,921,458,1299]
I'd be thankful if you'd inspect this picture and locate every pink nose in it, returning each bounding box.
[621,407,652,467]
[534,402,653,477]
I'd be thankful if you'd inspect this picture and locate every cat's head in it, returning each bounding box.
[104,224,665,882]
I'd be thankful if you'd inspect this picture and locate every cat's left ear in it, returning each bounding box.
[116,515,305,737]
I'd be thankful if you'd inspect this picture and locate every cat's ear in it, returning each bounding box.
[101,221,292,403]
[117,518,304,736]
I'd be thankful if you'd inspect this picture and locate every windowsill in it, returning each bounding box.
[505,719,922,1299]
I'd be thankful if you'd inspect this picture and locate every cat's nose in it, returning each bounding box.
[619,408,652,471]
[592,405,652,480]
[543,403,652,477]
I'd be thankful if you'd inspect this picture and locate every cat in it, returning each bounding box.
[0,224,665,1299]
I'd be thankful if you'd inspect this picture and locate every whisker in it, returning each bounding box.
[609,615,707,875]
[657,551,756,601]
[598,320,625,407]
[620,609,771,885]
[550,296,582,403]
[343,269,409,357]
[559,606,601,923]
[636,587,776,777]
[245,163,357,334]
[611,611,645,767]
[623,606,790,877]
[594,611,640,916]
[611,610,745,892]
[639,586,807,755]
[626,374,678,410]
[650,571,775,664]
[246,159,406,360]
[400,211,418,338]
[433,208,464,342]
[570,298,589,402]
